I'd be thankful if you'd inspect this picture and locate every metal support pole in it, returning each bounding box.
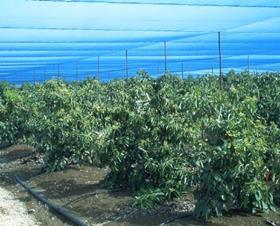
[247,55,250,74]
[44,68,47,81]
[164,41,167,73]
[33,71,35,84]
[181,62,184,79]
[76,62,79,81]
[125,50,128,79]
[218,32,223,90]
[57,64,60,78]
[97,56,100,80]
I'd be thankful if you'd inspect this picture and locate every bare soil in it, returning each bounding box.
[0,144,279,226]
[0,186,39,226]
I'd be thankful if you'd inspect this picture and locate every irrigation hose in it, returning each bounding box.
[62,188,123,208]
[15,174,88,226]
[15,173,193,226]
[158,213,193,226]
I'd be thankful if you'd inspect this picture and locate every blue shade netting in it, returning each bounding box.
[0,0,279,83]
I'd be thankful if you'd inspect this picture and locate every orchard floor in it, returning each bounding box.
[0,186,38,226]
[0,145,279,226]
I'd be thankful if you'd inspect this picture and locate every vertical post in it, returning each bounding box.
[164,41,167,73]
[97,56,100,80]
[44,68,47,81]
[57,64,60,78]
[181,62,184,79]
[76,62,79,81]
[125,50,128,79]
[33,71,35,84]
[247,55,250,74]
[218,32,223,90]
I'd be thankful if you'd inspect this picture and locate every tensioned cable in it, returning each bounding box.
[0,41,279,47]
[1,45,279,53]
[1,27,280,34]
[2,54,279,67]
[28,0,280,9]
[3,51,278,76]
[2,12,279,79]
[4,59,280,81]
[1,33,280,43]
[1,45,279,73]
[0,32,207,73]
[0,26,205,32]
[4,62,280,83]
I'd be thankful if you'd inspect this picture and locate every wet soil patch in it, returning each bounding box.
[1,144,280,226]
[0,145,34,162]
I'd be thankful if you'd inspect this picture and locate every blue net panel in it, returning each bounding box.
[0,0,279,83]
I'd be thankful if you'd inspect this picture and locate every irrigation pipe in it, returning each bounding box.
[15,174,88,226]
[62,188,123,208]
[158,212,193,226]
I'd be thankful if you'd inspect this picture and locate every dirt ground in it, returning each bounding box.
[0,186,39,226]
[0,144,279,226]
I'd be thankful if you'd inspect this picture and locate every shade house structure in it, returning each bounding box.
[0,0,280,83]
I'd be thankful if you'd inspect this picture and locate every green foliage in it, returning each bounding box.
[0,83,26,145]
[101,74,192,201]
[134,188,166,208]
[256,73,280,126]
[0,71,279,219]
[193,74,280,219]
[194,110,274,218]
[23,79,106,171]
